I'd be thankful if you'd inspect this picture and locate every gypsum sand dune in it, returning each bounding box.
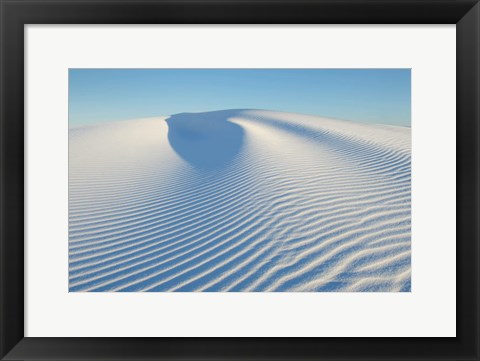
[68,109,411,292]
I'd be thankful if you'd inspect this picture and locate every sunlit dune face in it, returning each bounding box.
[69,109,411,292]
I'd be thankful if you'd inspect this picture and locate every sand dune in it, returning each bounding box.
[69,109,411,292]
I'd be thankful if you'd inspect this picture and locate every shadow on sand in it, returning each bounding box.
[166,110,245,171]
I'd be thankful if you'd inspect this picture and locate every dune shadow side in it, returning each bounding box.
[166,110,245,171]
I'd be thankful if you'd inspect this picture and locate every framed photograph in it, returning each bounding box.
[1,0,478,360]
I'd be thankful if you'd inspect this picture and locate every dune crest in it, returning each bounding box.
[166,110,245,170]
[69,109,411,292]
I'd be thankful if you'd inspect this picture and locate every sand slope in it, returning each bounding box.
[69,109,411,292]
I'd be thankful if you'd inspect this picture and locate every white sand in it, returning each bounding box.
[69,109,411,292]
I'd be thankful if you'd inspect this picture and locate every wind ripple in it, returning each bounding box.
[69,110,411,292]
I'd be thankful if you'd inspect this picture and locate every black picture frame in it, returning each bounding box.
[1,0,478,360]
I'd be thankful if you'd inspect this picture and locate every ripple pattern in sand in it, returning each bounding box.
[69,109,411,292]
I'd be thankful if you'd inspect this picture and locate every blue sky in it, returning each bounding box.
[69,69,410,127]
